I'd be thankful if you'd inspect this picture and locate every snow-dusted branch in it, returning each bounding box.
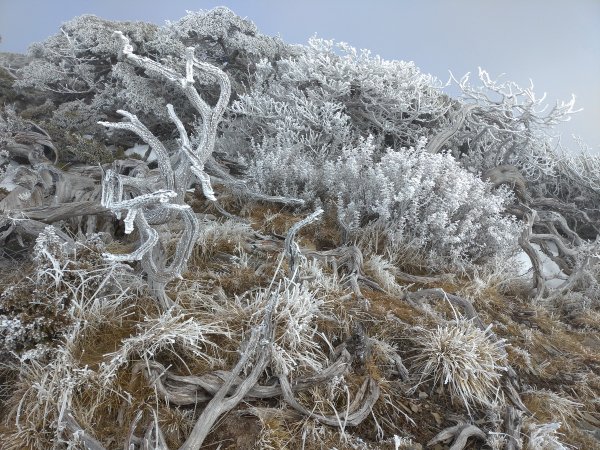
[112,30,230,201]
[98,110,175,191]
[284,208,323,277]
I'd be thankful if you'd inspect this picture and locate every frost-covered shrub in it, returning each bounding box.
[326,137,521,269]
[0,105,25,174]
[164,7,288,66]
[442,71,599,220]
[14,8,292,156]
[244,132,519,269]
[16,15,158,98]
[13,15,168,145]
[438,69,577,177]
[229,38,519,269]
[243,136,322,200]
[229,37,455,199]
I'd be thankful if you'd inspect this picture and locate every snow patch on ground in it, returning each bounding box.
[125,144,156,163]
[510,242,568,288]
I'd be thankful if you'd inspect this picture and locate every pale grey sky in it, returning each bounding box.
[1,0,599,151]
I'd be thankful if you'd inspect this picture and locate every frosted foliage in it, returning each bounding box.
[0,106,25,175]
[550,146,600,202]
[325,137,520,269]
[244,133,518,269]
[111,63,170,119]
[246,137,320,200]
[16,15,158,95]
[0,104,27,134]
[231,39,521,268]
[14,8,284,141]
[166,7,285,59]
[232,37,447,162]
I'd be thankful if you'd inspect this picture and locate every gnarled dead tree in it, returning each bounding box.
[94,31,237,308]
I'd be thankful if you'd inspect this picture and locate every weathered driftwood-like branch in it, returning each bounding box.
[0,162,97,212]
[404,288,485,330]
[503,375,529,412]
[142,412,169,450]
[135,350,352,406]
[19,201,112,222]
[278,373,380,427]
[0,215,75,248]
[111,31,229,204]
[125,410,144,450]
[178,295,275,450]
[370,338,409,381]
[99,110,175,193]
[535,210,582,246]
[304,245,384,298]
[62,412,107,450]
[427,423,486,450]
[483,165,531,204]
[487,164,593,301]
[531,197,595,226]
[5,129,58,164]
[392,271,449,285]
[425,103,478,154]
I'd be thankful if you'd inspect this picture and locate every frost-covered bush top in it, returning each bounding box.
[165,7,287,60]
[230,37,450,159]
[12,8,293,157]
[328,137,520,270]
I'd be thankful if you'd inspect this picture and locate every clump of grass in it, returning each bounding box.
[523,389,582,430]
[1,348,96,450]
[524,421,570,450]
[409,319,507,415]
[98,308,229,383]
[191,219,254,264]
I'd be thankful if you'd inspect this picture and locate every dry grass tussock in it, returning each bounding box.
[408,319,507,415]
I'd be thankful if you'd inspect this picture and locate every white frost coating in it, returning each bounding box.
[123,209,137,235]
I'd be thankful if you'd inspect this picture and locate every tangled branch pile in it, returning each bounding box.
[1,7,599,449]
